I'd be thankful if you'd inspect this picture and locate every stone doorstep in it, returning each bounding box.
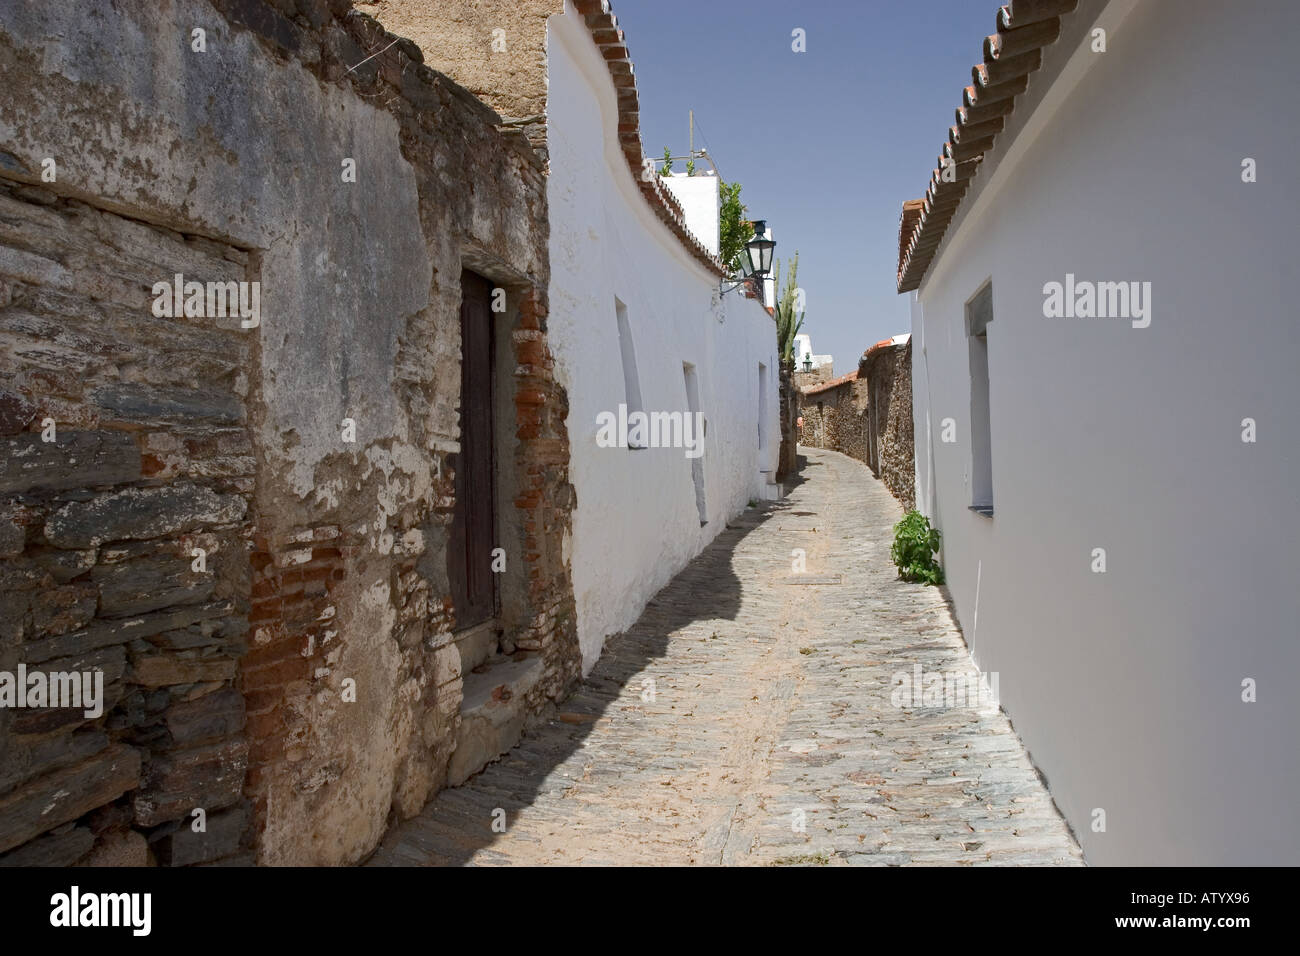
[445,654,546,788]
[453,619,500,675]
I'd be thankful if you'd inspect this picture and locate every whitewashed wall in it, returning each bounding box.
[792,333,832,371]
[548,3,781,672]
[910,0,1299,865]
[662,173,720,257]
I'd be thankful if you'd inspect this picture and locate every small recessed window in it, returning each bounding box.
[967,281,994,516]
[683,362,707,526]
[615,298,646,449]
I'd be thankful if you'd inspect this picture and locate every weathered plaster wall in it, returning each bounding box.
[0,0,577,866]
[910,0,1299,864]
[546,3,780,671]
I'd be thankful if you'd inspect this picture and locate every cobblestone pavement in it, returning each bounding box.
[369,449,1084,866]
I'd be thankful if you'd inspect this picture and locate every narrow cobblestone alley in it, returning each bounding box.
[369,450,1084,866]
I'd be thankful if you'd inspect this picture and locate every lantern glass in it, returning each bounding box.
[744,230,775,278]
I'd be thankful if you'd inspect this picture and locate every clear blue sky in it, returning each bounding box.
[612,0,994,374]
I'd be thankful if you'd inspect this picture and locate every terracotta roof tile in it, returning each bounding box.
[862,335,905,362]
[801,369,859,396]
[897,0,1079,293]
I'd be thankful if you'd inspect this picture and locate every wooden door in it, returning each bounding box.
[449,271,497,630]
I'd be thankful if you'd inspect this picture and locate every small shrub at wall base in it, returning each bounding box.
[891,510,944,585]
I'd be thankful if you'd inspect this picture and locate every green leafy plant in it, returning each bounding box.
[773,253,804,362]
[718,180,748,273]
[659,146,673,177]
[891,510,945,585]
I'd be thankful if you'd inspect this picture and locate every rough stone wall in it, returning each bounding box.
[356,0,560,155]
[797,351,913,512]
[798,393,828,449]
[0,0,578,866]
[0,181,256,866]
[836,379,869,463]
[793,365,832,391]
[797,380,866,463]
[862,342,915,511]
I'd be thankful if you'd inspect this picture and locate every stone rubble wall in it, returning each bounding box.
[798,379,867,462]
[793,365,832,391]
[862,341,916,512]
[796,344,915,512]
[0,0,579,866]
[355,0,559,157]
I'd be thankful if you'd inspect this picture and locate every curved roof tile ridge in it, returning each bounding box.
[572,0,728,277]
[896,0,1079,293]
[802,369,859,396]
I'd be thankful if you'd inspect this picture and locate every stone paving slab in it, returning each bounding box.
[368,449,1084,867]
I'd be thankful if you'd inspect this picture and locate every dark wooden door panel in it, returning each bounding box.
[449,270,496,630]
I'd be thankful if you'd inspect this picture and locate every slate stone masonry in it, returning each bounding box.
[0,179,256,866]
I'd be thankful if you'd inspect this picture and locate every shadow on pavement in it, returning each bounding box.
[368,457,814,866]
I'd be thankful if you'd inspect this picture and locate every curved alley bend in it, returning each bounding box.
[370,449,1082,867]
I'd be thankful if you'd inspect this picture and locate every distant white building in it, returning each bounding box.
[661,172,719,257]
[792,333,833,373]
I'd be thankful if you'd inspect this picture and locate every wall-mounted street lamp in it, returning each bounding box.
[720,220,775,297]
[803,354,813,372]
